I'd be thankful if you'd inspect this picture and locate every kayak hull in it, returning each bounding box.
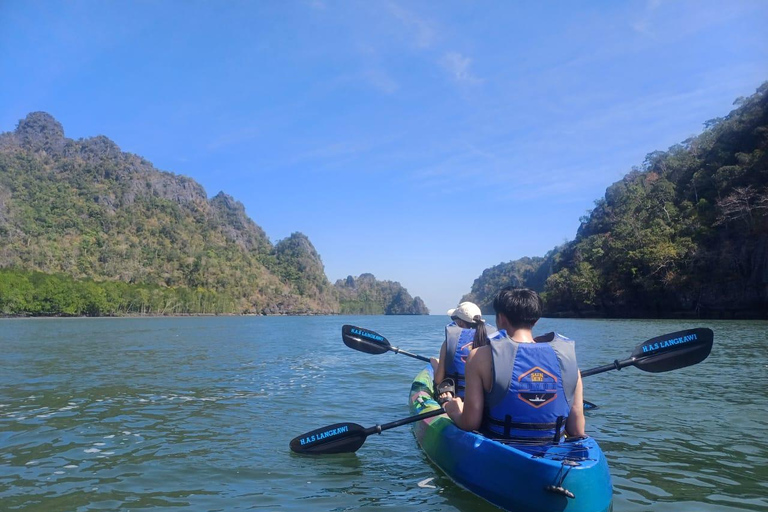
[409,366,613,512]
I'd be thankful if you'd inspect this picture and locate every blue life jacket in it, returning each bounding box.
[444,323,475,398]
[483,331,578,443]
[444,322,498,398]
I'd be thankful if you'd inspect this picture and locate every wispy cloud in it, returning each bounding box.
[440,52,482,84]
[386,2,436,48]
[321,64,400,95]
[631,0,663,36]
[630,0,760,40]
[206,126,260,151]
[268,132,403,172]
[629,0,661,38]
[571,81,743,135]
[362,68,400,94]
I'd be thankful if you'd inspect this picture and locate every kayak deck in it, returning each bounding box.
[409,366,613,512]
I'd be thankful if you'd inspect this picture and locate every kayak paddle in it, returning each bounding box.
[344,324,713,378]
[342,324,430,362]
[294,327,713,455]
[290,408,445,455]
[343,324,603,409]
[580,327,713,377]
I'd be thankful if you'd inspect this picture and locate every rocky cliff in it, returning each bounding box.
[334,273,429,315]
[0,112,339,314]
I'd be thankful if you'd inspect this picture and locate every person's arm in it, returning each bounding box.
[565,372,586,437]
[444,347,487,431]
[434,342,447,384]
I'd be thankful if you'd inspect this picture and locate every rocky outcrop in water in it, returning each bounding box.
[334,273,429,315]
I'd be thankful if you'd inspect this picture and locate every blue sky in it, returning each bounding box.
[1,1,767,314]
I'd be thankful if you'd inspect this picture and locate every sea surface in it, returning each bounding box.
[0,316,766,512]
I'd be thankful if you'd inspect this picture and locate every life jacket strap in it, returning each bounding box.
[484,431,565,445]
[483,414,566,443]
[553,416,565,443]
[485,415,562,431]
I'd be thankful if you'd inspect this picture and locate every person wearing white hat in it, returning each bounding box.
[442,287,586,440]
[433,301,495,402]
[446,302,483,325]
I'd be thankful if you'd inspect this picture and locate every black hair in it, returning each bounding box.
[492,287,542,329]
[452,315,490,349]
[470,315,489,349]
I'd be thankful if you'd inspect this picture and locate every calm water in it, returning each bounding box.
[0,316,766,512]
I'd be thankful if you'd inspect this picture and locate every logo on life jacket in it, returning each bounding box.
[458,341,473,363]
[517,366,558,408]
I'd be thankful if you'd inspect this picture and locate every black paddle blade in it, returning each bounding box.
[342,325,391,355]
[583,400,599,411]
[290,422,367,455]
[631,327,713,373]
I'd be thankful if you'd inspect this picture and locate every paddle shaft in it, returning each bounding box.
[391,346,626,374]
[388,346,431,362]
[289,408,446,454]
[362,408,445,435]
[581,358,633,378]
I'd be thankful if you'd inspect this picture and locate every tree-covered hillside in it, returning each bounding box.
[464,83,768,319]
[0,113,340,315]
[462,256,549,313]
[334,274,429,315]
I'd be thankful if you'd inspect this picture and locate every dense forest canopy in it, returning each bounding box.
[464,83,768,319]
[461,256,549,314]
[0,113,428,316]
[335,273,429,315]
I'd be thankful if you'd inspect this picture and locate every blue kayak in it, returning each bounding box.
[409,366,613,512]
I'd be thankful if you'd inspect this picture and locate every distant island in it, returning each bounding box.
[0,113,428,316]
[463,83,768,319]
[335,273,429,315]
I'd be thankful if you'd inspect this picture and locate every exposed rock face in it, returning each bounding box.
[274,233,338,313]
[334,273,429,315]
[210,192,270,253]
[14,112,66,155]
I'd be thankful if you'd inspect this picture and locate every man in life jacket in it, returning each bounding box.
[433,302,494,398]
[443,287,586,442]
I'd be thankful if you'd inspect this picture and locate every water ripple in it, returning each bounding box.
[1,316,766,511]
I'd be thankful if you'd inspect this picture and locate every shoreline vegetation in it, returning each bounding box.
[463,83,768,320]
[0,112,428,317]
[1,84,767,320]
[0,268,429,318]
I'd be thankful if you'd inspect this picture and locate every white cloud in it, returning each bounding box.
[386,2,436,48]
[631,0,661,37]
[362,68,400,94]
[441,52,482,84]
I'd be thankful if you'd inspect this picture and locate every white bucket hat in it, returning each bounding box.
[447,302,482,323]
